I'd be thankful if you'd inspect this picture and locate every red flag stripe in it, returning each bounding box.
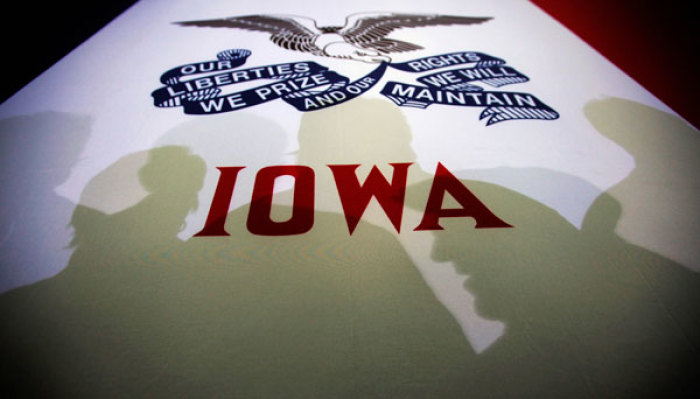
[531,0,699,128]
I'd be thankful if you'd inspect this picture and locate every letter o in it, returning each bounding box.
[180,65,197,75]
[247,165,315,235]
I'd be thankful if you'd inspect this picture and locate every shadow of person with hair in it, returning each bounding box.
[288,98,506,353]
[0,112,91,292]
[1,112,475,397]
[585,97,700,270]
[427,178,700,396]
[153,112,291,239]
[0,146,207,397]
[68,146,206,266]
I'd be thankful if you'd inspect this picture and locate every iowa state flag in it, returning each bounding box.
[1,0,697,396]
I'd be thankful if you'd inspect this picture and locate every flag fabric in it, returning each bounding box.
[1,0,698,396]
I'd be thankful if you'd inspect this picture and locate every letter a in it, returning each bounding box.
[415,163,512,230]
[329,163,411,234]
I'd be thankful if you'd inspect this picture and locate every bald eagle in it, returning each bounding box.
[176,13,492,63]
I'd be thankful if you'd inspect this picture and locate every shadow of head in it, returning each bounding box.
[584,97,698,160]
[297,98,415,165]
[0,112,91,187]
[71,146,206,248]
[429,181,627,321]
[139,146,206,197]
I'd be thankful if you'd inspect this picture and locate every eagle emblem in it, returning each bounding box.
[176,13,492,63]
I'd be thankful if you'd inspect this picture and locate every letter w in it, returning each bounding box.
[199,98,224,113]
[328,163,411,235]
[422,74,450,87]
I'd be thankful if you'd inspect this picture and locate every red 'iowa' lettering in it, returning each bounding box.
[195,162,511,236]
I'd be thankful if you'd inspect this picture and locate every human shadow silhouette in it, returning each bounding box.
[0,146,207,397]
[1,119,475,397]
[585,97,700,270]
[426,178,700,396]
[153,112,290,239]
[0,112,91,292]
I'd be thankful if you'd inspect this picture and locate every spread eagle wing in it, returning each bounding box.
[340,13,492,54]
[175,15,324,55]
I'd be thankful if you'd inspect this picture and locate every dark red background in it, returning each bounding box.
[532,0,699,128]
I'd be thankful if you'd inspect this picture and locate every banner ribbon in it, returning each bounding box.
[152,49,559,125]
